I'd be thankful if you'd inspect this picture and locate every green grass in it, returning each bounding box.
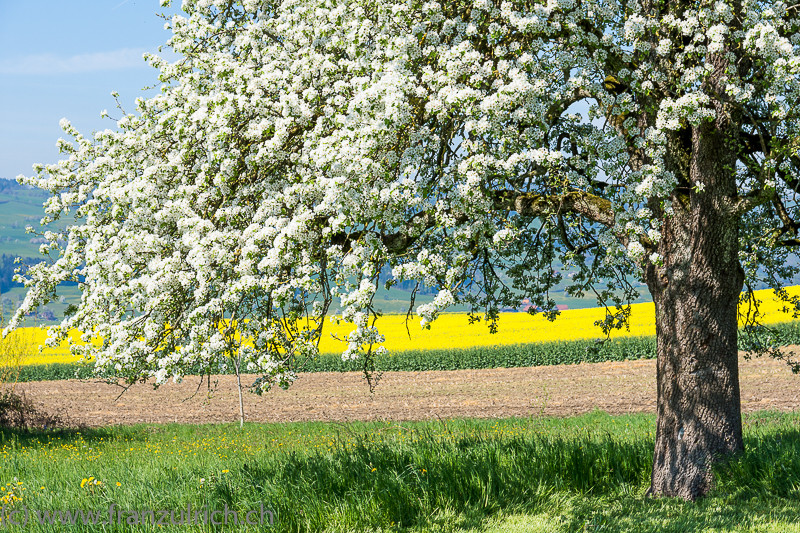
[1,411,800,531]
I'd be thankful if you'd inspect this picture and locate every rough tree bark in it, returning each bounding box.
[642,49,745,499]
[644,203,744,499]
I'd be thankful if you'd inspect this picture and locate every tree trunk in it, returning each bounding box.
[643,73,745,499]
[645,238,744,499]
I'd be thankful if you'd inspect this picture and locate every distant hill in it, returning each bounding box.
[0,180,70,322]
[0,179,53,259]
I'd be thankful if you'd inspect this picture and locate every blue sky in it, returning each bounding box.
[0,1,182,180]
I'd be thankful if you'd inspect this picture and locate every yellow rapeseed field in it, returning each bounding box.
[8,285,800,366]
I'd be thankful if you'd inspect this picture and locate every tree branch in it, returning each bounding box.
[330,190,617,258]
[734,187,775,215]
[493,189,615,227]
[329,211,437,255]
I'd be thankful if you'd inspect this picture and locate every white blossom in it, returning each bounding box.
[7,0,800,397]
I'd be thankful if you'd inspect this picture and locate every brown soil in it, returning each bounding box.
[15,350,800,427]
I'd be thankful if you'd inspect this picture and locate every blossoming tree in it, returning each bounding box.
[11,0,800,499]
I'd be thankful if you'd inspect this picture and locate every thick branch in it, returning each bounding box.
[734,187,775,215]
[771,194,800,240]
[329,211,437,255]
[493,189,615,227]
[331,190,617,258]
[381,211,437,253]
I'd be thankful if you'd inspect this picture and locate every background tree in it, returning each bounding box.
[9,0,800,500]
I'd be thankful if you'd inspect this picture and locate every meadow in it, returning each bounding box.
[1,411,800,532]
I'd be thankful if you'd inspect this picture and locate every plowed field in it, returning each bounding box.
[16,351,800,427]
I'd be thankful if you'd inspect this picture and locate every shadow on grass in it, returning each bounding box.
[559,418,800,533]
[0,419,175,447]
[559,494,800,533]
[233,414,654,531]
[232,414,800,532]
